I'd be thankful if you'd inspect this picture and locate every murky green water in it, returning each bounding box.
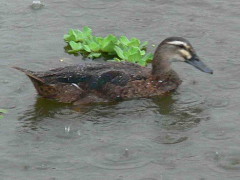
[1,0,240,179]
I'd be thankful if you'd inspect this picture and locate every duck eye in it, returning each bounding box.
[178,44,186,49]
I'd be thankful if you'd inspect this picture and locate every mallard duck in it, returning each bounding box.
[14,37,213,104]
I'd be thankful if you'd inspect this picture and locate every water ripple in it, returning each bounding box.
[206,95,230,108]
[0,96,18,109]
[152,132,188,144]
[215,80,240,89]
[205,148,240,173]
[173,89,205,109]
[74,0,122,9]
[86,142,152,170]
[227,58,240,65]
[203,126,235,140]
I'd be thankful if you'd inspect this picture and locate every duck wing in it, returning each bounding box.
[17,62,150,89]
[13,62,150,102]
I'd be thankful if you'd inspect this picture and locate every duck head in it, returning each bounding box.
[152,37,213,76]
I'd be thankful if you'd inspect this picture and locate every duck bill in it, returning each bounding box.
[186,55,213,74]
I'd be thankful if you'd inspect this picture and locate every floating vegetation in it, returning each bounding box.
[0,109,7,120]
[64,26,153,66]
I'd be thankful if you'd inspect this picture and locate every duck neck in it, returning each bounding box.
[151,47,181,85]
[152,50,172,78]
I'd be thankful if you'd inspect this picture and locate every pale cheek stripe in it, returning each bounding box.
[179,49,192,59]
[167,41,188,47]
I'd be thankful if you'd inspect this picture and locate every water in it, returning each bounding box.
[1,0,240,179]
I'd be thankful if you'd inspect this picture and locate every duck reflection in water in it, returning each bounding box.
[19,91,209,132]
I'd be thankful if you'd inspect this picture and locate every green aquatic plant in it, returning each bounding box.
[64,26,153,66]
[0,109,7,120]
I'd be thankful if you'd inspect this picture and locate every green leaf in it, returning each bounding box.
[112,58,121,62]
[82,26,92,37]
[101,42,116,53]
[128,38,141,47]
[0,109,7,120]
[128,46,139,55]
[69,41,82,50]
[68,41,83,53]
[141,53,154,64]
[140,50,146,56]
[102,42,115,53]
[88,52,102,58]
[63,34,71,41]
[89,42,101,52]
[67,27,93,42]
[104,34,118,43]
[119,37,140,47]
[94,36,103,44]
[83,45,91,52]
[138,59,147,66]
[128,51,142,63]
[64,29,77,42]
[140,41,148,49]
[0,109,7,114]
[119,36,130,45]
[70,30,82,41]
[99,35,117,53]
[114,46,126,59]
[123,50,130,59]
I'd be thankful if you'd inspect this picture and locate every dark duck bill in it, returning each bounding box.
[186,55,213,74]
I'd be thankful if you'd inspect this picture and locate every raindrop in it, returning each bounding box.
[35,163,49,170]
[31,0,44,9]
[123,148,129,158]
[64,126,70,133]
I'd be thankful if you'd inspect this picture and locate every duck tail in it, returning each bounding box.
[12,66,58,98]
[12,66,45,83]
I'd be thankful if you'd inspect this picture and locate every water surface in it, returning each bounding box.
[1,0,240,179]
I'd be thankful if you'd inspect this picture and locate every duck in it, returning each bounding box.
[13,37,213,104]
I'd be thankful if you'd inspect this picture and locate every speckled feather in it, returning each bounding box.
[13,61,181,104]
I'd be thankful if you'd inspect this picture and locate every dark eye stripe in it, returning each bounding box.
[178,44,188,49]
